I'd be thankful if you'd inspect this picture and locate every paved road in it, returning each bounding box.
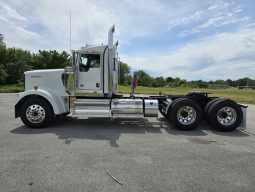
[0,93,255,192]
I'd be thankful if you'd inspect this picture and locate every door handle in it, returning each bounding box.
[96,83,100,88]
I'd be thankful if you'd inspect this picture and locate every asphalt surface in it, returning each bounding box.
[0,93,255,192]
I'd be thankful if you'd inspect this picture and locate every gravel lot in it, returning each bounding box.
[0,93,255,192]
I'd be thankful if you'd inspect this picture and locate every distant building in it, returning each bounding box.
[208,84,229,89]
[238,86,255,89]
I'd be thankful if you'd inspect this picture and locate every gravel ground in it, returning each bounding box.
[0,93,255,192]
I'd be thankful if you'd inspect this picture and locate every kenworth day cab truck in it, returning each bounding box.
[15,25,247,131]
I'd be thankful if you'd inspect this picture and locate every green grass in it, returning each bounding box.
[118,85,255,104]
[0,84,254,104]
[0,84,24,93]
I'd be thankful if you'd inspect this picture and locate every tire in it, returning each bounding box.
[166,98,186,120]
[160,98,185,118]
[168,98,202,131]
[207,99,243,132]
[204,98,224,122]
[20,98,53,128]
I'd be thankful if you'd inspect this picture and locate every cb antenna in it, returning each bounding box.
[69,11,72,51]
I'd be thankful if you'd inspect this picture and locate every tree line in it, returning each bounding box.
[0,34,254,88]
[0,44,70,85]
[120,62,255,88]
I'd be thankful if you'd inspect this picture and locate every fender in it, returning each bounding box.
[15,88,68,117]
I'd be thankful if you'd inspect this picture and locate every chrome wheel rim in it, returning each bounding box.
[26,104,46,124]
[217,107,237,126]
[177,106,196,125]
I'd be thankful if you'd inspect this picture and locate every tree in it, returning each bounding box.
[0,43,6,64]
[237,77,252,86]
[119,62,131,85]
[166,77,173,83]
[177,79,187,87]
[226,79,233,87]
[4,47,32,84]
[0,65,7,84]
[136,70,153,87]
[214,79,226,84]
[152,76,165,87]
[0,45,71,84]
[32,50,70,69]
[0,33,4,46]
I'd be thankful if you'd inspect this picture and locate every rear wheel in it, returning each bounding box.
[168,99,202,131]
[204,98,224,123]
[20,98,53,128]
[166,98,186,119]
[207,99,243,132]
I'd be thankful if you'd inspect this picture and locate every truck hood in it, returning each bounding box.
[25,69,65,75]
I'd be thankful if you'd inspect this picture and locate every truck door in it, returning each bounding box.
[78,53,101,90]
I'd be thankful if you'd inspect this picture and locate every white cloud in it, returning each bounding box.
[174,1,248,36]
[166,11,204,31]
[0,1,26,21]
[179,15,250,37]
[1,0,197,51]
[121,26,255,80]
[1,0,121,51]
[199,15,249,29]
[0,0,254,80]
[0,15,8,22]
[2,0,250,50]
[0,0,44,50]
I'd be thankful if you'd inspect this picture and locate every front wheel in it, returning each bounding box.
[20,98,53,128]
[168,99,202,131]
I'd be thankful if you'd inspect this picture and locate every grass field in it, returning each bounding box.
[0,84,24,93]
[118,85,255,104]
[0,84,254,104]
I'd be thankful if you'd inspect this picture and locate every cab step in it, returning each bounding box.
[72,98,111,117]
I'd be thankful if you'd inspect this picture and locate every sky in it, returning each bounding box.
[0,0,255,80]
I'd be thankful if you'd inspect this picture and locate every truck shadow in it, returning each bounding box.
[11,116,250,147]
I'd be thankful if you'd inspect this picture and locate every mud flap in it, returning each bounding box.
[239,104,248,130]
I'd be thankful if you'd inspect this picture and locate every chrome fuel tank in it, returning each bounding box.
[111,99,143,115]
[144,99,158,117]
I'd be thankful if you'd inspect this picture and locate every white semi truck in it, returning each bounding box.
[15,25,247,131]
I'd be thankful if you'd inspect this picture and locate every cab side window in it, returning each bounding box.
[79,54,100,72]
